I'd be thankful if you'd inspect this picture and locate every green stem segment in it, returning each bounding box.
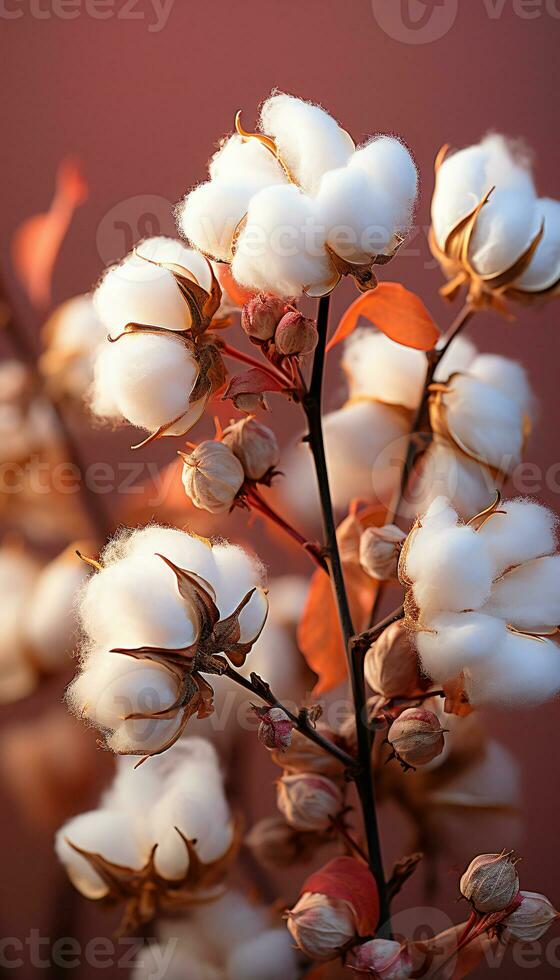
[303,295,391,932]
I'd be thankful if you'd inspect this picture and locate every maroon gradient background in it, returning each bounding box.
[2,1,560,977]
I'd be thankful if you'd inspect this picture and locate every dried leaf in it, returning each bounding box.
[409,921,505,979]
[11,157,88,309]
[301,857,380,937]
[326,282,440,353]
[222,367,287,403]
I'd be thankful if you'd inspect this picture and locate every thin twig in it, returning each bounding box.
[302,294,391,932]
[219,340,294,388]
[244,485,328,572]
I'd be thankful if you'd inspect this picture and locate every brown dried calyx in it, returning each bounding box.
[387,707,446,771]
[460,851,521,914]
[66,823,240,937]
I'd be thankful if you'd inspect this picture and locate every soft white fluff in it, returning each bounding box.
[226,929,299,980]
[408,523,493,616]
[91,330,202,435]
[317,166,397,262]
[409,440,498,523]
[178,177,263,263]
[260,92,354,195]
[210,133,286,188]
[55,810,145,899]
[465,629,560,708]
[483,555,560,631]
[42,294,107,398]
[478,499,556,574]
[468,354,533,415]
[441,374,527,472]
[24,549,90,671]
[515,197,560,291]
[469,187,540,277]
[342,329,427,409]
[417,611,505,682]
[350,136,418,233]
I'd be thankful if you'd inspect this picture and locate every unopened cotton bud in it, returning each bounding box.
[460,852,520,913]
[277,772,343,831]
[275,311,318,356]
[222,416,280,480]
[349,939,413,978]
[287,892,357,961]
[254,706,293,750]
[241,293,287,341]
[503,891,558,942]
[245,816,318,867]
[181,440,244,513]
[364,621,421,699]
[360,525,406,581]
[388,708,445,768]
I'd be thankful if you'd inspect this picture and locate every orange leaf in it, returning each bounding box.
[11,157,88,309]
[301,857,380,937]
[216,264,255,308]
[297,504,385,694]
[326,282,440,353]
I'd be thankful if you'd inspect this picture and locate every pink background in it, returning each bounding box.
[2,1,560,976]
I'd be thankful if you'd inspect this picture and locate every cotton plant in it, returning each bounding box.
[0,90,551,974]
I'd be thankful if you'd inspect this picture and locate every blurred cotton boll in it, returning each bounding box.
[178,91,417,297]
[0,543,41,703]
[0,360,60,466]
[55,809,146,899]
[40,293,107,401]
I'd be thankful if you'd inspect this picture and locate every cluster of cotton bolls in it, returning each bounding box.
[90,236,232,443]
[431,134,560,300]
[401,495,560,708]
[67,524,268,757]
[55,738,234,899]
[0,541,91,704]
[133,891,299,980]
[40,294,107,400]
[178,92,418,297]
[279,328,533,526]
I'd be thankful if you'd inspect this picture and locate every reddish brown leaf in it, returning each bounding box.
[301,857,380,937]
[326,282,440,353]
[216,264,255,308]
[11,157,88,309]
[222,367,287,403]
[409,921,505,979]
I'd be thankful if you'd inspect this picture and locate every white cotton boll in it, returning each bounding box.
[514,197,560,291]
[124,525,219,592]
[25,550,90,671]
[42,294,108,398]
[108,713,187,756]
[317,166,397,262]
[416,611,505,682]
[342,328,426,409]
[209,134,286,188]
[484,555,560,631]
[102,755,163,819]
[226,929,299,980]
[192,891,269,960]
[150,778,232,879]
[260,92,354,196]
[431,146,489,248]
[232,184,334,298]
[91,331,203,435]
[409,524,493,617]
[481,134,534,193]
[433,335,477,380]
[178,178,257,263]
[442,374,526,472]
[211,543,266,618]
[468,354,533,415]
[465,630,560,707]
[55,811,144,899]
[80,554,198,650]
[350,135,418,233]
[68,649,181,731]
[478,499,556,575]
[408,441,496,522]
[469,187,539,277]
[94,237,197,336]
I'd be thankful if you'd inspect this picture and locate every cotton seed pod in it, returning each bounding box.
[360,524,406,581]
[245,816,319,868]
[349,939,413,978]
[503,891,558,943]
[364,621,421,699]
[254,706,294,751]
[241,293,287,341]
[277,772,343,831]
[272,725,346,777]
[222,416,280,481]
[460,852,520,913]
[275,311,318,356]
[181,440,245,513]
[287,892,358,961]
[388,708,446,768]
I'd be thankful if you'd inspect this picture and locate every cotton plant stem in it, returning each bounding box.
[244,485,328,573]
[222,664,358,771]
[302,294,391,933]
[219,340,294,388]
[0,277,113,540]
[367,301,475,628]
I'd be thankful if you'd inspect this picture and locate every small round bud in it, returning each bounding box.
[222,416,280,481]
[253,706,293,751]
[460,852,520,914]
[180,440,244,513]
[272,726,345,777]
[503,891,558,943]
[388,708,445,769]
[349,939,413,978]
[275,311,318,356]
[364,621,421,699]
[245,816,318,868]
[241,293,286,341]
[360,524,406,581]
[287,892,357,961]
[277,772,343,831]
